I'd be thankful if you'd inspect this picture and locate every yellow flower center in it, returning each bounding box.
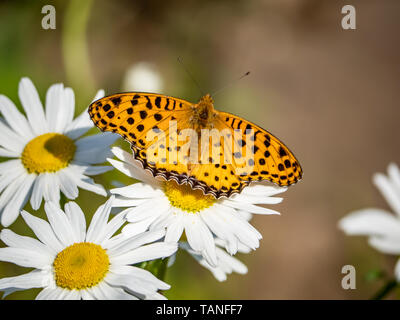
[163,180,216,213]
[21,133,76,174]
[53,242,109,290]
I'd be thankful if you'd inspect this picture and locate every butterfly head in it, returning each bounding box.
[192,94,217,128]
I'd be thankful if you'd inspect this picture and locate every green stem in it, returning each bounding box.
[370,279,398,300]
[62,0,95,105]
[142,257,170,281]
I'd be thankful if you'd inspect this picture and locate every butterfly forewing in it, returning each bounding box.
[89,92,198,187]
[88,93,191,143]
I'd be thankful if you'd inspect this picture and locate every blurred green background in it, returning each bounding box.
[0,0,400,299]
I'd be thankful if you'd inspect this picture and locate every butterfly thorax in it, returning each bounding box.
[190,94,217,130]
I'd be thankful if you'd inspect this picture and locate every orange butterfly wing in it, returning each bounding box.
[214,111,303,187]
[89,92,199,185]
[89,93,302,198]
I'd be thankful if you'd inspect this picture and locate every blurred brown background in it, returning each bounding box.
[0,0,399,299]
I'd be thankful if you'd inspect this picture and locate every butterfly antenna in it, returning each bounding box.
[211,71,250,97]
[177,57,205,96]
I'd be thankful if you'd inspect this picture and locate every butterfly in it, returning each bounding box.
[88,93,302,198]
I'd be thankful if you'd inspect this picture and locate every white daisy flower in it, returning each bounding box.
[180,238,250,282]
[108,146,287,267]
[0,197,177,300]
[0,77,118,226]
[339,163,400,281]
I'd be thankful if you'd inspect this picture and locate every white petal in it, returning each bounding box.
[0,119,26,153]
[64,109,93,140]
[83,165,114,176]
[0,247,52,269]
[63,89,104,140]
[0,147,19,157]
[395,259,400,282]
[107,229,165,256]
[75,132,118,151]
[184,214,218,267]
[111,183,161,199]
[338,208,400,238]
[18,78,48,134]
[110,265,170,290]
[124,198,168,223]
[388,163,400,194]
[145,292,168,300]
[216,246,248,275]
[214,204,261,249]
[1,173,35,227]
[36,287,67,300]
[182,243,247,282]
[92,89,105,102]
[42,173,61,204]
[80,289,96,300]
[65,165,107,197]
[0,162,26,194]
[96,210,127,246]
[165,218,184,243]
[373,172,400,217]
[63,289,81,300]
[57,169,79,199]
[64,201,86,243]
[20,210,63,254]
[75,175,107,197]
[94,279,136,300]
[0,270,50,291]
[105,272,160,298]
[44,202,76,247]
[30,173,46,210]
[242,183,287,196]
[86,196,114,243]
[222,199,281,215]
[230,192,283,205]
[109,147,160,187]
[0,229,53,257]
[45,83,64,132]
[149,208,175,231]
[73,150,113,165]
[368,236,400,255]
[236,209,253,221]
[0,172,26,209]
[200,209,238,254]
[74,133,117,164]
[112,196,148,208]
[0,94,34,139]
[59,87,75,133]
[110,242,177,265]
[0,159,24,176]
[121,216,156,237]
